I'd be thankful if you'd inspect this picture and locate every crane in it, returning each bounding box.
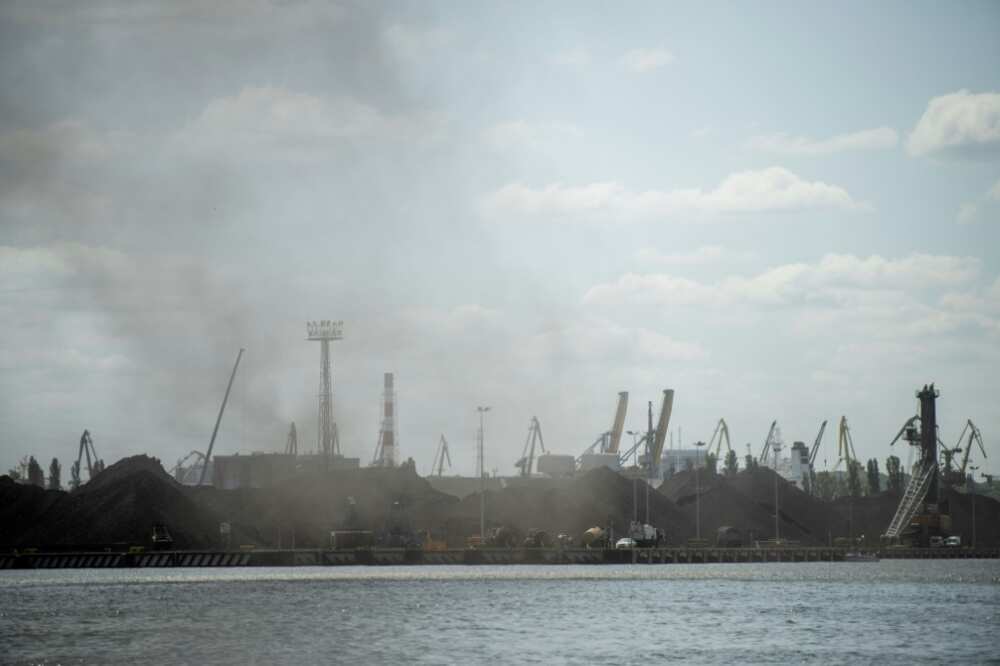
[758,420,778,466]
[644,390,675,477]
[199,347,245,485]
[75,429,102,482]
[577,391,629,462]
[834,416,858,471]
[808,420,828,467]
[285,422,298,456]
[707,418,732,458]
[173,450,206,484]
[432,435,452,477]
[515,416,547,477]
[606,392,629,455]
[956,420,986,476]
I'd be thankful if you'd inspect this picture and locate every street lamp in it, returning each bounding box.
[477,406,491,543]
[969,465,979,549]
[694,440,706,541]
[627,430,641,523]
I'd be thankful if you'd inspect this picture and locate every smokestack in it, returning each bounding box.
[382,372,396,467]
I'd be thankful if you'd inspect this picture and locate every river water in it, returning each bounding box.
[2,560,998,665]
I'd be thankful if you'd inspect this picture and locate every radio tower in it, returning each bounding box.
[307,320,343,464]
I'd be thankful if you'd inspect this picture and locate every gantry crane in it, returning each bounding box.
[432,435,452,477]
[515,417,546,477]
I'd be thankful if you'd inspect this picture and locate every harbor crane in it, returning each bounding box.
[577,391,629,462]
[758,421,779,466]
[806,420,827,495]
[834,416,858,471]
[431,435,452,477]
[707,418,732,458]
[515,417,546,477]
[199,347,245,485]
[956,420,986,476]
[172,450,206,484]
[76,429,101,479]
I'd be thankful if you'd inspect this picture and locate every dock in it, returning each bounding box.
[2,546,997,569]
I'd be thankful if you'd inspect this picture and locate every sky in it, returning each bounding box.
[1,1,999,480]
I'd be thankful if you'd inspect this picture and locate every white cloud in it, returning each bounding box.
[483,120,582,151]
[584,253,982,308]
[636,245,752,267]
[484,167,864,222]
[955,178,1000,224]
[621,47,674,72]
[989,178,1000,201]
[550,47,590,67]
[957,202,980,225]
[746,127,898,156]
[907,90,1000,158]
[526,318,706,363]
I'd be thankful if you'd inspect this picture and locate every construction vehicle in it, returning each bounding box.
[627,521,665,547]
[151,524,174,550]
[581,526,608,548]
[523,529,552,548]
[172,450,206,485]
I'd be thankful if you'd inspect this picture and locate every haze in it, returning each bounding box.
[1,1,998,477]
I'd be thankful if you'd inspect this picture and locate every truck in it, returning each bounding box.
[627,521,665,547]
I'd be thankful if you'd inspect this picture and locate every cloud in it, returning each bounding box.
[550,48,590,67]
[636,245,753,267]
[171,86,444,160]
[621,47,674,72]
[484,167,864,222]
[746,127,898,156]
[483,120,582,151]
[525,318,706,363]
[584,252,982,308]
[907,90,1000,159]
[955,177,1000,224]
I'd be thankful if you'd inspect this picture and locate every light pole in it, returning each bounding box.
[969,465,979,549]
[694,440,706,541]
[477,406,491,543]
[627,430,642,524]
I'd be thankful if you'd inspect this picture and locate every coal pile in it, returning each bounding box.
[1,455,224,549]
[190,464,459,548]
[663,468,839,545]
[445,467,696,545]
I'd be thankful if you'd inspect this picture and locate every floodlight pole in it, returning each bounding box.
[477,406,491,542]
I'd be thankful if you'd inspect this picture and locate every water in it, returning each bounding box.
[2,561,998,665]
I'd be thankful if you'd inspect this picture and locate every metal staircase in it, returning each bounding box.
[883,461,936,539]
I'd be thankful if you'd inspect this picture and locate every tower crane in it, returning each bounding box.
[431,435,452,477]
[515,417,546,477]
[707,418,732,458]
